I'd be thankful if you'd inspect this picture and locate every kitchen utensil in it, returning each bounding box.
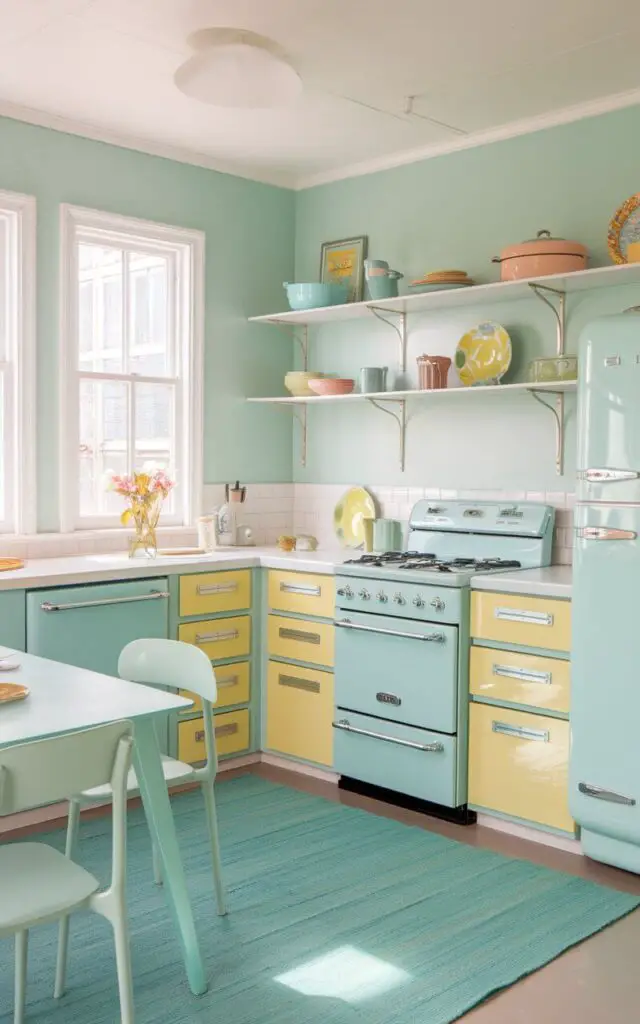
[608,194,640,264]
[283,282,348,310]
[527,355,578,383]
[197,515,218,551]
[372,518,402,553]
[308,378,355,396]
[277,535,296,551]
[455,322,512,386]
[295,534,318,551]
[364,260,403,300]
[417,355,451,389]
[333,487,376,548]
[493,230,588,281]
[0,682,28,704]
[362,517,374,553]
[216,481,247,546]
[284,371,325,397]
[359,367,387,393]
[158,548,207,557]
[0,558,24,572]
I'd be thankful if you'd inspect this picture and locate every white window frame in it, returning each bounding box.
[0,190,36,535]
[59,205,204,532]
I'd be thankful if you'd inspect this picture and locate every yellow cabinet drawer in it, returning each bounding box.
[180,661,250,714]
[267,614,334,667]
[178,709,250,764]
[266,661,333,766]
[470,646,570,714]
[178,615,250,661]
[471,591,571,652]
[180,569,251,617]
[468,703,573,832]
[268,570,335,619]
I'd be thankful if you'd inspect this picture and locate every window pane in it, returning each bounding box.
[0,373,4,522]
[134,382,175,513]
[0,217,6,360]
[78,244,123,372]
[129,253,170,375]
[79,378,128,517]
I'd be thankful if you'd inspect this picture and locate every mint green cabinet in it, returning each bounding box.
[0,590,26,650]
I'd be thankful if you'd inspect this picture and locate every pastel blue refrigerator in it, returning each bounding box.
[570,310,640,872]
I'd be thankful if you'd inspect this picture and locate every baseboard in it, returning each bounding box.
[218,753,261,772]
[477,813,582,855]
[260,752,339,783]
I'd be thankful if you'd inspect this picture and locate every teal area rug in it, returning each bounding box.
[1,775,638,1023]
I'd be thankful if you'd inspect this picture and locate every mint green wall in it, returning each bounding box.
[0,116,294,531]
[293,105,640,489]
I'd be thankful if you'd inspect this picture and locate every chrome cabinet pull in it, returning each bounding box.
[196,582,238,596]
[495,606,553,626]
[195,730,205,743]
[579,468,639,483]
[279,673,320,694]
[492,664,552,685]
[492,720,549,742]
[280,582,322,597]
[578,782,636,806]
[577,527,637,541]
[216,674,239,689]
[335,619,445,643]
[332,719,444,752]
[279,627,321,645]
[41,590,169,612]
[195,629,239,645]
[215,722,238,738]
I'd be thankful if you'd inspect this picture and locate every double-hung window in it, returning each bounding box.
[60,206,204,530]
[0,190,35,534]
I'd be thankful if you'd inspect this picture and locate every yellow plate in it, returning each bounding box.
[455,321,511,386]
[0,683,29,704]
[333,487,376,548]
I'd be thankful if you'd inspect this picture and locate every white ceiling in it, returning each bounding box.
[0,0,639,188]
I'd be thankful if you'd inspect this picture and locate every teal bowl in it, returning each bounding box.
[283,282,349,310]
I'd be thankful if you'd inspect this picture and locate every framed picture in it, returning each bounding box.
[320,235,368,303]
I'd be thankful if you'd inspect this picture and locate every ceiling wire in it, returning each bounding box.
[332,91,468,136]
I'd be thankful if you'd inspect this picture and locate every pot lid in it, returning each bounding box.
[522,229,566,243]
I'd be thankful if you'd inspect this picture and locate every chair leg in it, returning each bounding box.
[111,905,135,1024]
[201,781,227,916]
[151,839,163,887]
[14,929,28,1024]
[54,799,81,999]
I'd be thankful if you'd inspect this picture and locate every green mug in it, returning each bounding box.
[372,518,402,553]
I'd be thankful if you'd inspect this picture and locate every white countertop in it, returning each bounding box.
[471,565,572,598]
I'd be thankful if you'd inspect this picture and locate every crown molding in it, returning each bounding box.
[294,87,640,190]
[0,99,296,190]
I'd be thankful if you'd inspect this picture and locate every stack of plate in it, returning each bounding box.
[409,269,474,293]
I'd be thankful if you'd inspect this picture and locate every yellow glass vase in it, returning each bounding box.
[128,495,161,559]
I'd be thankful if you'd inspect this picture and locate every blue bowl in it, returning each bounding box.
[283,282,349,310]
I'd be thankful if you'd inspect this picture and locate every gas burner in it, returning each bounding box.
[471,558,522,572]
[344,550,435,567]
[343,552,522,573]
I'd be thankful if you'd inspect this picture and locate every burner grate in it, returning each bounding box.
[344,552,521,573]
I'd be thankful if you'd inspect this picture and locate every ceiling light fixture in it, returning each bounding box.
[174,28,302,109]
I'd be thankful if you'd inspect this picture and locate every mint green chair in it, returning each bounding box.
[59,639,226,923]
[0,721,134,1024]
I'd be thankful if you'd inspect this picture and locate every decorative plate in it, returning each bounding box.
[608,193,640,264]
[408,282,472,294]
[455,322,512,386]
[0,682,29,705]
[333,486,376,548]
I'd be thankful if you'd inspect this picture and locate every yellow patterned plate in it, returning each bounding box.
[455,321,512,386]
[333,487,376,548]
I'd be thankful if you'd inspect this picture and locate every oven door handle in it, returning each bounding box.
[332,719,444,753]
[334,619,445,643]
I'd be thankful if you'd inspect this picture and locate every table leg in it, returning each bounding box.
[132,718,207,995]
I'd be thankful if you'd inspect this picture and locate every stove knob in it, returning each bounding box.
[393,592,405,605]
[430,597,445,612]
[376,591,388,604]
[337,585,354,599]
[412,595,425,608]
[358,588,371,601]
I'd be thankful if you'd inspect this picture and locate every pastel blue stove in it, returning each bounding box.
[333,500,555,821]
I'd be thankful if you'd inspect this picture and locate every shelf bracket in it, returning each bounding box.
[368,307,408,372]
[528,283,566,356]
[366,398,407,471]
[292,403,307,467]
[528,389,565,476]
[294,325,309,371]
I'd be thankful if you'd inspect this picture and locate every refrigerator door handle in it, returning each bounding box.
[578,782,636,806]
[578,468,640,483]
[577,527,637,541]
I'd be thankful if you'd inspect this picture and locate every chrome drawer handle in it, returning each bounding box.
[215,722,238,738]
[280,582,322,597]
[195,730,205,742]
[216,674,239,689]
[332,719,444,753]
[195,629,239,644]
[196,582,238,596]
[579,468,639,483]
[492,664,552,685]
[279,673,320,694]
[577,527,637,541]
[279,627,321,645]
[41,590,169,612]
[335,619,444,643]
[495,607,553,626]
[578,782,636,806]
[492,720,549,743]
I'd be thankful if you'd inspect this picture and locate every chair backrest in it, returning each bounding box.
[118,638,217,704]
[0,721,133,815]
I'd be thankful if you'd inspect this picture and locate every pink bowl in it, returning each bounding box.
[308,378,355,396]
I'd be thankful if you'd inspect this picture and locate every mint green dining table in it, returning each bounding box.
[0,645,207,995]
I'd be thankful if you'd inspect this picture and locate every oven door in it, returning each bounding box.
[335,610,458,733]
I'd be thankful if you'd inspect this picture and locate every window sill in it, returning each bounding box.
[0,526,197,560]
